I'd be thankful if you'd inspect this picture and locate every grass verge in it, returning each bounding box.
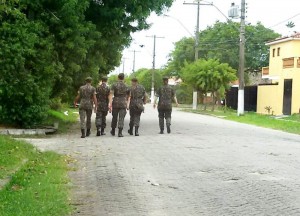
[183,107,300,135]
[0,135,72,216]
[44,106,79,133]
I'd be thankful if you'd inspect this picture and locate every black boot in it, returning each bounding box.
[86,129,91,137]
[159,128,164,134]
[81,129,85,138]
[96,128,101,136]
[128,126,133,135]
[101,128,106,135]
[110,128,115,136]
[135,126,139,136]
[167,125,171,134]
[118,128,123,137]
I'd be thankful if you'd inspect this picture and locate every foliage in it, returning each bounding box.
[166,21,280,78]
[45,107,78,133]
[0,135,71,216]
[130,68,163,93]
[0,0,175,127]
[182,59,237,110]
[174,83,193,104]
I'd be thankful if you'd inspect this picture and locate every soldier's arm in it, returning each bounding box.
[127,91,131,110]
[93,93,97,112]
[172,89,179,107]
[108,89,114,112]
[74,91,80,108]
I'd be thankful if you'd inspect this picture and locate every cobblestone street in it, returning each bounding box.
[27,105,300,216]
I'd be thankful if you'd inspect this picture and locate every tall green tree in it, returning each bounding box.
[131,68,163,93]
[0,0,175,127]
[182,59,237,110]
[167,21,280,78]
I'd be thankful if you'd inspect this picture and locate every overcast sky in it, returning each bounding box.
[112,0,300,75]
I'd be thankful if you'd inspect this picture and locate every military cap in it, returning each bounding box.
[118,73,125,80]
[101,76,108,82]
[162,76,169,80]
[85,77,93,82]
[131,77,138,82]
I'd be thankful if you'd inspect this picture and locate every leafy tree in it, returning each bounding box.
[0,3,60,127]
[0,0,175,127]
[167,21,280,78]
[130,68,163,93]
[182,59,237,110]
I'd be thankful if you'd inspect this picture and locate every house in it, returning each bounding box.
[257,33,300,115]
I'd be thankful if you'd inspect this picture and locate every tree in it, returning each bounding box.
[0,0,176,127]
[181,59,237,111]
[130,68,163,93]
[167,21,280,79]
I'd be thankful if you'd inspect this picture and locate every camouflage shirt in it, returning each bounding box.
[79,84,96,110]
[156,84,175,110]
[96,82,110,112]
[111,81,129,109]
[129,84,146,111]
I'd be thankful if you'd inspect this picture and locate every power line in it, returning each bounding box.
[269,12,300,28]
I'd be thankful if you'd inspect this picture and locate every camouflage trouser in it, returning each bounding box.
[158,109,172,130]
[79,108,92,130]
[95,110,108,129]
[129,109,143,127]
[111,108,127,129]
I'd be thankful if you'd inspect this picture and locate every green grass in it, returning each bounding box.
[44,106,78,133]
[184,107,300,135]
[0,135,72,216]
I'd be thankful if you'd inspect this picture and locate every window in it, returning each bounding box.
[272,49,276,57]
[283,57,294,68]
[277,47,280,56]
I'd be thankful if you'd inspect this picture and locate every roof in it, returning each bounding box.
[266,32,300,46]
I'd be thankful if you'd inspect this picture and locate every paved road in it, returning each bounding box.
[27,105,300,216]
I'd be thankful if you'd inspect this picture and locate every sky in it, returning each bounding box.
[112,0,300,75]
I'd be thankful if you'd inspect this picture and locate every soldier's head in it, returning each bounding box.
[85,77,93,84]
[101,76,108,83]
[131,77,138,87]
[118,73,125,81]
[162,76,169,85]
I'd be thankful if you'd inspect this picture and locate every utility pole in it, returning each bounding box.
[122,57,128,74]
[237,0,246,116]
[146,35,164,104]
[184,0,212,110]
[130,50,141,73]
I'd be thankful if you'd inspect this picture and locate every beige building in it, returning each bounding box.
[257,33,300,115]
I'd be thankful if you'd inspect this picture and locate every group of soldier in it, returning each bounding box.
[74,73,178,138]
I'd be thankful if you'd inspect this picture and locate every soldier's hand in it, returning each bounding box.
[74,102,77,108]
[153,104,156,109]
[176,103,179,107]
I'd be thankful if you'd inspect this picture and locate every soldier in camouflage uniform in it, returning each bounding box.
[95,76,110,136]
[128,78,147,136]
[153,77,178,134]
[74,77,97,138]
[108,73,129,137]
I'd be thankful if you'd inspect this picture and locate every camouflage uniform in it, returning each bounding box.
[129,84,146,128]
[156,84,175,131]
[78,84,96,130]
[95,82,110,130]
[111,80,129,129]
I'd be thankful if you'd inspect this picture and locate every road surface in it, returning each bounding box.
[27,105,300,216]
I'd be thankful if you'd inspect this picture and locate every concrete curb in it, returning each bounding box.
[0,128,56,135]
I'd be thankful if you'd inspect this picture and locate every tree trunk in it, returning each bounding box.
[211,92,215,111]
